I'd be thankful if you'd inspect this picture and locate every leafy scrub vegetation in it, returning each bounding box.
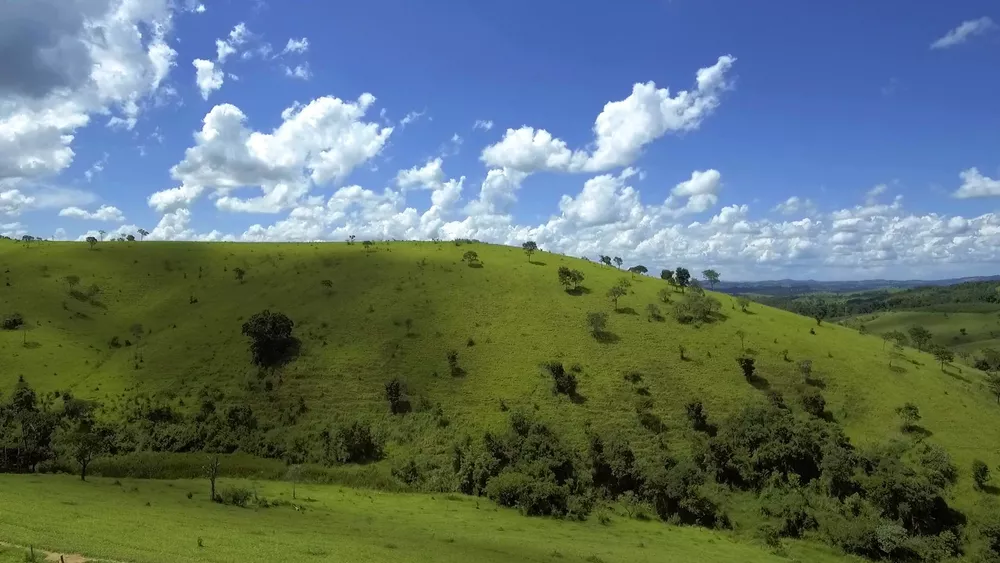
[3,240,1000,561]
[0,474,844,563]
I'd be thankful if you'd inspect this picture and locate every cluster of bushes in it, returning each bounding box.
[673,293,722,324]
[452,411,589,518]
[0,378,385,478]
[697,402,965,561]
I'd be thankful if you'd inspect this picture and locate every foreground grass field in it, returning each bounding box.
[3,241,1000,560]
[0,474,851,563]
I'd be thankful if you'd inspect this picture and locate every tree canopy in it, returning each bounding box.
[241,310,297,368]
[522,241,538,261]
[674,268,691,292]
[702,269,720,289]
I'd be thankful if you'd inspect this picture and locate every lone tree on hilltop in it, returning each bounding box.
[241,310,296,368]
[587,311,608,338]
[674,267,691,293]
[613,256,623,270]
[522,241,538,262]
[702,269,720,289]
[98,229,107,242]
[660,269,674,284]
[462,250,480,266]
[557,266,584,292]
[126,234,135,242]
[908,325,932,352]
[86,236,98,250]
[628,265,648,279]
[931,345,954,370]
[137,228,149,241]
[233,267,246,284]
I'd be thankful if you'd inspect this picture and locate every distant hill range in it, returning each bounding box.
[716,275,1000,296]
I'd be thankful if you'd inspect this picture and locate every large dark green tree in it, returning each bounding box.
[674,268,691,292]
[628,265,648,279]
[241,310,297,368]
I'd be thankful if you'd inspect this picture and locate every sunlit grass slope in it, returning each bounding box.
[2,240,1000,522]
[853,310,1000,356]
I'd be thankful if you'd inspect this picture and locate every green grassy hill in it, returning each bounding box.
[846,310,1000,358]
[3,240,1000,561]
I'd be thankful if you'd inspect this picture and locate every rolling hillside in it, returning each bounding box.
[847,311,1000,358]
[3,240,1000,561]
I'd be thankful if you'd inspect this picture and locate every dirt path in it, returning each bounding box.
[0,541,130,563]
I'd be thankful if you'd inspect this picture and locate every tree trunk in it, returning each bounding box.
[81,461,87,481]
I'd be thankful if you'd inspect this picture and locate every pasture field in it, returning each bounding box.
[0,474,853,563]
[3,240,1000,561]
[851,310,1000,357]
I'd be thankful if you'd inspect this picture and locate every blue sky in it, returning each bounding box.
[1,0,999,280]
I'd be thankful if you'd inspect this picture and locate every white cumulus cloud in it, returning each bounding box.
[149,93,392,215]
[282,38,309,54]
[931,17,996,49]
[193,59,223,100]
[953,167,1000,198]
[0,0,179,182]
[481,55,736,174]
[59,204,125,222]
